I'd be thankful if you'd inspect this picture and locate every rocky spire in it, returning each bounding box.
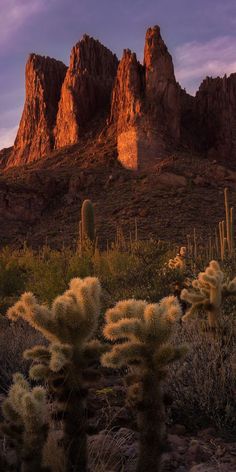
[110,49,144,130]
[7,54,67,168]
[110,25,180,169]
[144,25,180,139]
[54,35,118,148]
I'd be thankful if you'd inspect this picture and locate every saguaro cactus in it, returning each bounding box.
[101,296,186,472]
[81,199,95,244]
[181,260,236,328]
[1,373,48,472]
[7,277,105,472]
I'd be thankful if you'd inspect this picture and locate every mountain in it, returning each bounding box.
[0,25,236,248]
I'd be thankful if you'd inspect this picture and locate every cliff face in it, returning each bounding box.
[194,74,236,159]
[110,25,180,170]
[6,25,236,170]
[144,25,180,140]
[7,54,67,168]
[54,35,118,148]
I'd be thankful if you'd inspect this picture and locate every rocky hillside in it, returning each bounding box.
[1,25,236,248]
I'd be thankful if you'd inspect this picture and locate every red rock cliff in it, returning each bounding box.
[7,54,67,168]
[110,25,180,169]
[54,35,118,148]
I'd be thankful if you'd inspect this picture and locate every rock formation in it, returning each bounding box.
[54,35,118,148]
[110,25,180,170]
[144,25,180,140]
[7,54,67,168]
[110,49,144,169]
[194,74,236,160]
[5,25,236,170]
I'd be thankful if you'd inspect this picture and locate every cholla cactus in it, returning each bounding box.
[168,246,187,270]
[181,260,236,328]
[101,297,186,472]
[7,277,104,472]
[1,373,48,472]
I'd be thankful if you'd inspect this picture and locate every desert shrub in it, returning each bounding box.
[0,240,184,310]
[167,319,236,433]
[0,248,28,314]
[92,240,184,304]
[0,318,45,393]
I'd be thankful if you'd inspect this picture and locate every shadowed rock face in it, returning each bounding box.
[54,35,118,148]
[194,74,236,160]
[144,25,180,140]
[7,54,67,168]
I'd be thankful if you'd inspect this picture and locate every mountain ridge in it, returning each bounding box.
[0,26,236,248]
[4,25,236,170]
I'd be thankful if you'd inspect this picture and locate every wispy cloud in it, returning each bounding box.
[174,36,236,95]
[0,0,51,43]
[0,126,18,150]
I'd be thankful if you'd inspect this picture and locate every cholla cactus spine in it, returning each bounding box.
[7,277,104,472]
[1,374,48,472]
[101,296,186,472]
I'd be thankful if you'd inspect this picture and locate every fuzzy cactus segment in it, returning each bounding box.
[7,277,105,472]
[102,296,186,472]
[168,246,187,270]
[1,374,48,472]
[181,260,236,328]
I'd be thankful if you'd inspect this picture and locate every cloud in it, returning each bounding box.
[174,36,236,95]
[0,126,18,150]
[0,0,51,43]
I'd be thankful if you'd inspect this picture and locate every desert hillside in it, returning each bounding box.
[1,25,236,248]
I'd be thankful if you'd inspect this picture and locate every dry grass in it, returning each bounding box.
[167,317,236,434]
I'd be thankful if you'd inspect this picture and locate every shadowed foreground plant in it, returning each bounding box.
[7,277,105,472]
[1,373,49,472]
[101,296,186,472]
[181,260,236,328]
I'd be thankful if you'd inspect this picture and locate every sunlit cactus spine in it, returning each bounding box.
[1,373,49,472]
[81,199,95,246]
[101,296,186,472]
[181,260,236,329]
[7,277,105,472]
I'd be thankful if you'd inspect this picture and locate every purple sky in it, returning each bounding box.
[1,0,236,149]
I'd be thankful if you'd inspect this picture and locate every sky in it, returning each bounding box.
[1,0,236,150]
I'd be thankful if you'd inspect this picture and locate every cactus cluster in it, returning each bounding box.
[7,258,235,470]
[7,277,105,472]
[1,373,48,472]
[102,296,186,472]
[181,260,236,328]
